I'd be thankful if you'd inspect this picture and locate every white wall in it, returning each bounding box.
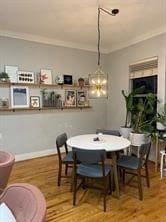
[106,33,166,129]
[0,36,107,159]
[106,33,166,160]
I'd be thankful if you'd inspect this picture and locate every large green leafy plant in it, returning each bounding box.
[131,93,157,134]
[157,103,166,126]
[121,87,145,128]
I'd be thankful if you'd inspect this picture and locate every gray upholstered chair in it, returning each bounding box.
[0,150,15,193]
[72,148,112,212]
[96,129,121,158]
[56,133,73,186]
[0,183,46,222]
[117,142,151,200]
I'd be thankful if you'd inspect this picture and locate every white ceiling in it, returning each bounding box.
[0,0,165,53]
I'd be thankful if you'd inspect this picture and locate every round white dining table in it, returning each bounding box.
[67,134,131,198]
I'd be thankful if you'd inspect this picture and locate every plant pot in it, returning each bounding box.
[156,122,166,131]
[119,127,132,139]
[129,132,150,146]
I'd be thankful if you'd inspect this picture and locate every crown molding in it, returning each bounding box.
[107,26,166,53]
[0,29,98,53]
[0,27,165,54]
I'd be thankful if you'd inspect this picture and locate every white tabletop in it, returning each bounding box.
[67,134,131,152]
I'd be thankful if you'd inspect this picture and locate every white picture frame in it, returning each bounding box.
[18,71,35,84]
[10,86,29,108]
[5,65,18,83]
[40,69,52,84]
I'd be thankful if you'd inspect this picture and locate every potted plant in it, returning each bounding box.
[120,87,144,138]
[0,72,9,82]
[130,92,157,146]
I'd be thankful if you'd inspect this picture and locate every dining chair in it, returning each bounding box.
[96,128,121,158]
[56,133,73,186]
[96,129,120,136]
[117,142,151,200]
[72,148,112,212]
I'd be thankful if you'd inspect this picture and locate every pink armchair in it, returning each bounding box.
[0,150,15,192]
[0,183,46,222]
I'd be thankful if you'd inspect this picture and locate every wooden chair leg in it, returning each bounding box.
[65,164,68,175]
[122,169,125,185]
[58,164,62,186]
[109,172,112,194]
[73,173,77,206]
[103,176,107,212]
[137,170,143,200]
[145,163,150,187]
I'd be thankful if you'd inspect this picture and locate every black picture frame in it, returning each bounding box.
[63,75,73,85]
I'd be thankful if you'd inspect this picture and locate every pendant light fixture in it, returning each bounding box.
[89,7,119,98]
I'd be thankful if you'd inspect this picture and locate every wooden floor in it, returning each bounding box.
[9,155,166,222]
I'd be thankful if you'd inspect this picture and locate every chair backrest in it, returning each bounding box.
[0,150,15,192]
[56,133,68,161]
[96,129,120,136]
[73,148,106,176]
[0,183,46,222]
[139,142,151,167]
[73,148,106,164]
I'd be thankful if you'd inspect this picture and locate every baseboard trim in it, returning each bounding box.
[15,148,57,162]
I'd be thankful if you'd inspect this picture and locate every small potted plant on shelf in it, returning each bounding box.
[0,72,9,82]
[130,92,157,146]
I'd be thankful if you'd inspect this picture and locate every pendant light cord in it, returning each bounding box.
[97,7,100,66]
[97,7,119,66]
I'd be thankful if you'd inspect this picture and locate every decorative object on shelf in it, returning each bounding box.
[18,71,35,84]
[30,96,40,108]
[55,74,64,85]
[40,69,52,84]
[77,90,89,107]
[64,75,73,85]
[78,78,85,88]
[64,90,76,107]
[0,72,9,82]
[10,86,29,108]
[0,98,9,108]
[89,7,119,98]
[5,65,18,83]
[41,89,63,108]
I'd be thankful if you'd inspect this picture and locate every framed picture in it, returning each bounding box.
[10,86,29,108]
[5,65,18,83]
[77,90,89,107]
[30,96,40,108]
[64,75,73,85]
[40,69,52,84]
[84,77,89,86]
[64,90,76,107]
[18,71,35,84]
